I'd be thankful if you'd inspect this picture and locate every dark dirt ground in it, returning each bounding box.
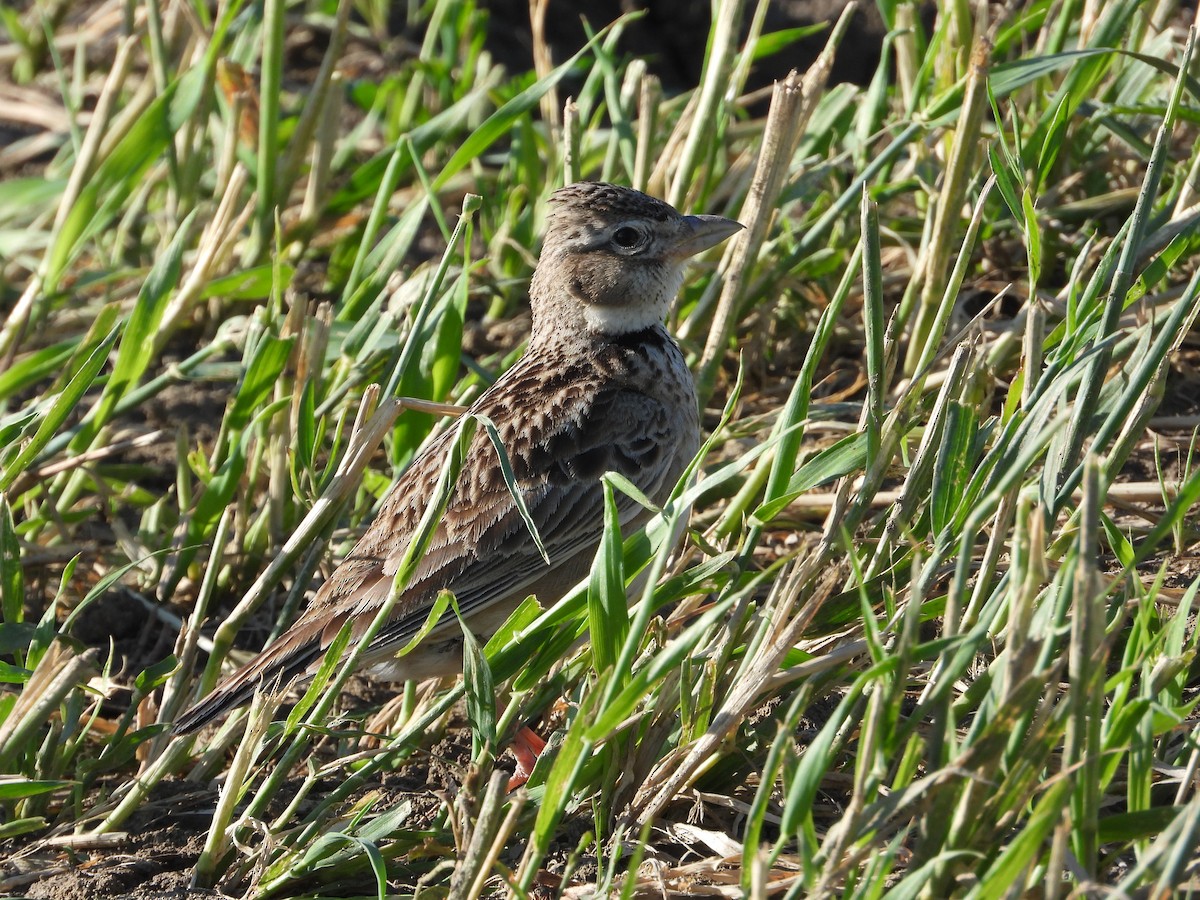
[4,1,1200,898]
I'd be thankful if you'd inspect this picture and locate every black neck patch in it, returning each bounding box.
[608,325,669,350]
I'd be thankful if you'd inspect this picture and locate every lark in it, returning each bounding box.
[175,182,742,734]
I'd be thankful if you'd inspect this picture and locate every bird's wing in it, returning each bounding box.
[328,380,685,655]
[172,356,691,734]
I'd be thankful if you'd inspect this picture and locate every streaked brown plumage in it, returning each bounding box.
[174,182,742,734]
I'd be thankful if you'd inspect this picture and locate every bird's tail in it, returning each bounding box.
[172,626,324,735]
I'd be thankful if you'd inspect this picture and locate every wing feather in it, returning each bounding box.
[349,385,684,658]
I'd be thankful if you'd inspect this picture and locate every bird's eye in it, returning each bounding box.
[611,225,645,250]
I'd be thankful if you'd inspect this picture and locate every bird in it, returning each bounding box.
[174,181,743,737]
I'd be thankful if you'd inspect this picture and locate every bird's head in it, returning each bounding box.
[529,182,743,342]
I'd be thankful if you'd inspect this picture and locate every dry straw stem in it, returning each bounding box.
[562,97,580,186]
[298,73,344,230]
[692,1,858,403]
[909,175,997,377]
[631,561,842,826]
[1021,302,1046,409]
[5,430,164,497]
[893,2,919,111]
[692,68,804,402]
[191,690,276,889]
[530,0,559,131]
[904,32,991,376]
[0,32,138,362]
[156,164,256,353]
[216,84,247,202]
[0,84,77,132]
[446,771,523,900]
[785,478,1199,513]
[0,645,98,768]
[633,71,660,192]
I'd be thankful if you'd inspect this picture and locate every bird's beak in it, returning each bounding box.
[671,214,744,259]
